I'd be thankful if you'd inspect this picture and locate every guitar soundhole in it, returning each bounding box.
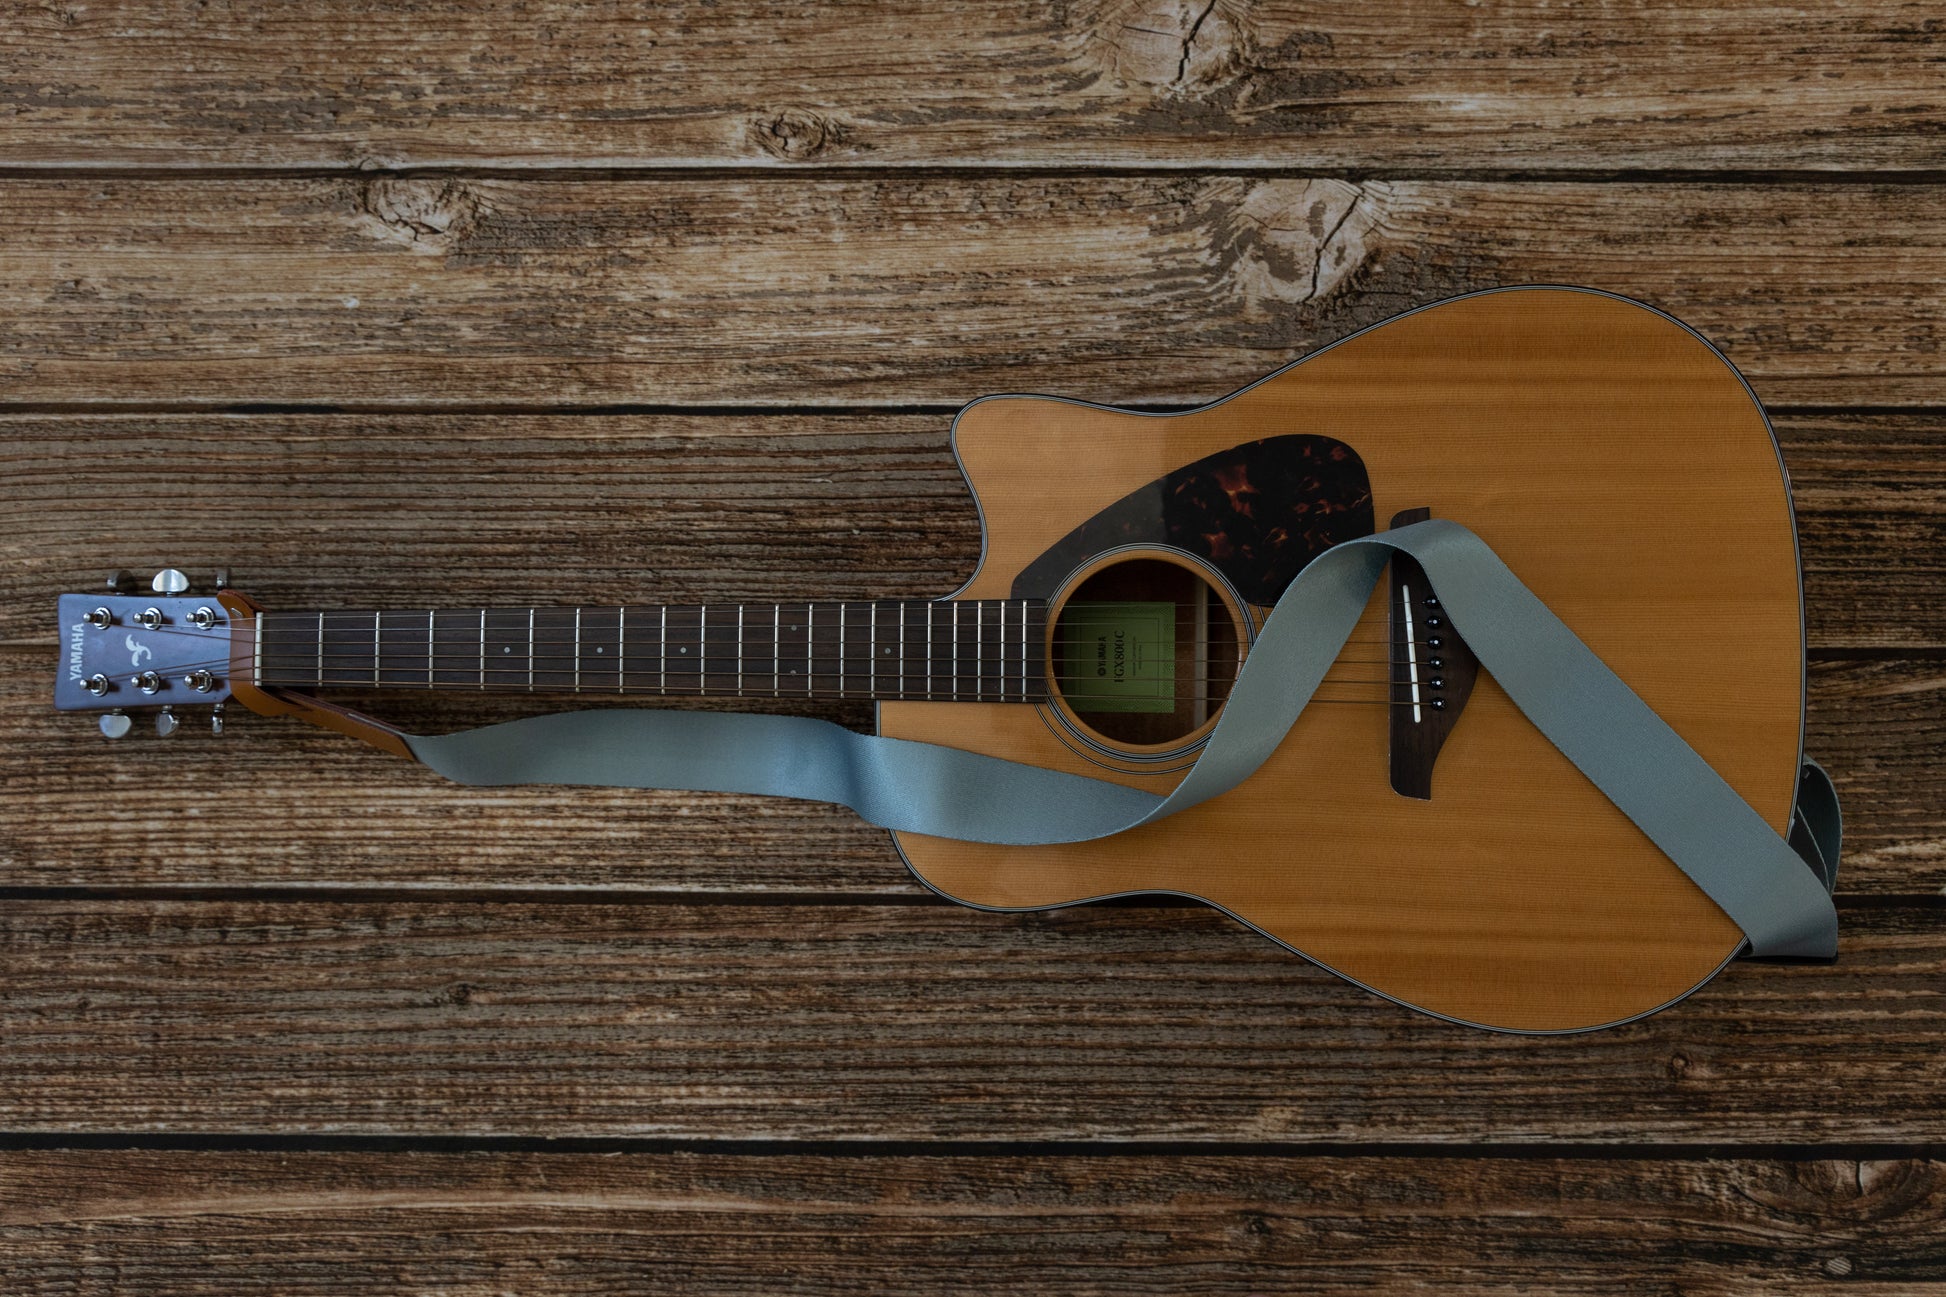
[1049,558,1242,747]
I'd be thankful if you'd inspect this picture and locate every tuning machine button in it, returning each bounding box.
[106,570,138,595]
[154,707,179,738]
[210,703,226,735]
[99,711,133,739]
[151,568,191,596]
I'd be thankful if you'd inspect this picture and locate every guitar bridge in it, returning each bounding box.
[1387,507,1479,799]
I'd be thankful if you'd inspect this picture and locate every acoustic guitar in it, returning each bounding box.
[55,286,1815,1033]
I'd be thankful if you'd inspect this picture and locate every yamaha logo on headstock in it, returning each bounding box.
[53,569,238,738]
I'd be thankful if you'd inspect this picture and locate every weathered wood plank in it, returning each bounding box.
[0,900,1937,1141]
[3,1,1943,172]
[6,413,1941,648]
[1808,659,1946,889]
[1791,415,1946,652]
[2,654,1936,893]
[2,1151,1940,1294]
[0,416,978,645]
[4,414,1940,893]
[0,178,1940,407]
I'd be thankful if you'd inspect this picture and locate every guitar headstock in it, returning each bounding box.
[54,569,243,738]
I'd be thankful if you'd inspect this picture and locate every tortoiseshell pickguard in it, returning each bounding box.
[1009,435,1375,604]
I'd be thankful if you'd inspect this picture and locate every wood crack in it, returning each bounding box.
[1174,0,1221,88]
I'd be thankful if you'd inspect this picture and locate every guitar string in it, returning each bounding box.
[95,619,1419,668]
[81,661,1423,708]
[87,612,1409,654]
[108,642,1419,683]
[89,655,1414,695]
[84,615,1440,706]
[111,606,1405,632]
[86,623,1429,677]
[83,642,1418,694]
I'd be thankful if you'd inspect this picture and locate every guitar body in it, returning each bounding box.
[879,287,1803,1033]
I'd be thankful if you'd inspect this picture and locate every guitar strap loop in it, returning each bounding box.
[401,519,1840,960]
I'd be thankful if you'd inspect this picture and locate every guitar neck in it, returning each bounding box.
[252,600,1049,703]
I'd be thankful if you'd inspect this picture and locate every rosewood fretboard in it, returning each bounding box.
[253,601,1048,703]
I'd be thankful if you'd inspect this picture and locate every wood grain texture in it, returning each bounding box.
[3,412,1941,649]
[3,1151,1942,1295]
[4,1,1944,172]
[3,654,1936,893]
[1,177,1942,407]
[4,0,1939,1282]
[0,899,1938,1140]
[5,413,1940,894]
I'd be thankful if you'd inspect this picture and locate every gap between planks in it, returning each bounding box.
[2,1133,1943,1161]
[7,165,1946,184]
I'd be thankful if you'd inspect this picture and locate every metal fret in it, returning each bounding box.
[773,605,781,695]
[698,604,708,696]
[1018,599,1028,700]
[926,603,934,701]
[659,605,667,694]
[869,603,876,697]
[736,604,744,697]
[950,602,959,701]
[617,606,627,693]
[974,602,983,701]
[994,601,1004,702]
[573,607,582,693]
[315,611,324,686]
[898,602,906,699]
[805,604,814,697]
[838,603,846,698]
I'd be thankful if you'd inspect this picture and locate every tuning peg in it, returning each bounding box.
[212,568,232,590]
[210,703,226,736]
[151,568,191,596]
[99,711,133,739]
[106,570,138,595]
[154,707,179,738]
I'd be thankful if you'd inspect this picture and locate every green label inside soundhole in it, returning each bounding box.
[1058,601,1176,714]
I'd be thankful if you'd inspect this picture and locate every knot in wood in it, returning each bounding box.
[1208,179,1381,319]
[352,177,483,253]
[749,108,847,162]
[1087,0,1248,94]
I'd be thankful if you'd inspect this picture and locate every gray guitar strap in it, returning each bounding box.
[403,519,1840,959]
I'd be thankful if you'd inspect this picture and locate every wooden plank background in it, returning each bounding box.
[2,1,1943,1292]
